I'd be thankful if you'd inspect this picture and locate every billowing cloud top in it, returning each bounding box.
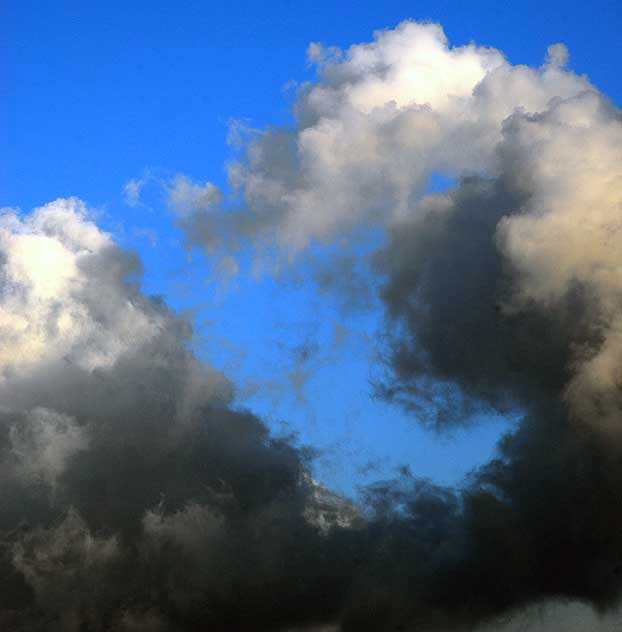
[174,21,592,256]
[0,198,165,374]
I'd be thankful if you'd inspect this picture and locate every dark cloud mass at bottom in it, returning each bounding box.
[3,20,622,632]
[3,178,622,632]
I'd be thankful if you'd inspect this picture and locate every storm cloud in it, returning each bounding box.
[0,200,355,630]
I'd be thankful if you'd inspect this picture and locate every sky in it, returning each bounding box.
[4,0,621,497]
[2,2,622,629]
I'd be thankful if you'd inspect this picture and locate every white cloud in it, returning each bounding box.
[495,92,622,430]
[177,20,592,258]
[0,198,166,376]
[123,172,154,207]
[167,174,221,217]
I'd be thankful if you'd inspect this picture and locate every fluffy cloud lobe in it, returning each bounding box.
[175,21,590,258]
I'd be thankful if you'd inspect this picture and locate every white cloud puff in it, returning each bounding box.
[0,198,165,376]
[175,20,592,258]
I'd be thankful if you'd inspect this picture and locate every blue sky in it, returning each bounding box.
[3,0,621,496]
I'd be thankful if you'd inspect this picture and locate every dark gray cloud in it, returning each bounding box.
[366,91,622,628]
[0,200,354,631]
[3,164,622,632]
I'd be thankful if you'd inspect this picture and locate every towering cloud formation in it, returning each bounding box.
[378,90,622,431]
[3,19,622,632]
[168,19,622,630]
[371,92,622,625]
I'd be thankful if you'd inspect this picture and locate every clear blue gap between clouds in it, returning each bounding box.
[109,169,507,499]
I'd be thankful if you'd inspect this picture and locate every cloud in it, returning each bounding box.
[174,20,591,260]
[477,601,622,632]
[0,198,358,630]
[0,198,166,375]
[376,90,622,432]
[366,84,622,629]
[12,508,121,619]
[9,407,89,492]
[123,177,146,207]
[166,174,222,218]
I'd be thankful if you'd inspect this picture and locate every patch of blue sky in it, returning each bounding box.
[113,202,510,497]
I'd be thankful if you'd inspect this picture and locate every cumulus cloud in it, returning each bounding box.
[0,198,359,630]
[173,20,591,260]
[0,198,166,375]
[367,61,622,630]
[377,90,622,432]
